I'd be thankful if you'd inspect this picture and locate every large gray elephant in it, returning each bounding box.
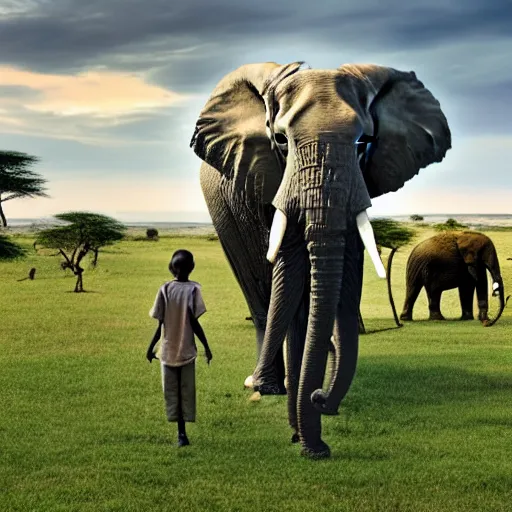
[400,231,506,325]
[190,62,451,458]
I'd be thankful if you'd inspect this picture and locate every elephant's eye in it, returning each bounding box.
[274,132,288,146]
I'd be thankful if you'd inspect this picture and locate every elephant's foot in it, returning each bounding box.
[429,312,445,321]
[291,432,300,444]
[460,312,474,321]
[478,311,489,323]
[400,312,412,321]
[253,382,287,395]
[300,440,331,459]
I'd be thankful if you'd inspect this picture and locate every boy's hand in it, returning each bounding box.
[146,349,158,363]
[205,347,213,365]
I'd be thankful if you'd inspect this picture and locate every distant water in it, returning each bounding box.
[385,214,512,228]
[6,218,214,229]
[5,214,512,229]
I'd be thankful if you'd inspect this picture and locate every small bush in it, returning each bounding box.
[410,214,424,222]
[434,218,468,231]
[146,228,159,240]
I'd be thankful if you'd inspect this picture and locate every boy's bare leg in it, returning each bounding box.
[176,367,189,446]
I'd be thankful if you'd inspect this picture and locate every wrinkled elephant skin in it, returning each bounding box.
[190,62,451,458]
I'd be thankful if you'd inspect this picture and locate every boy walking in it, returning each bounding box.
[147,249,212,447]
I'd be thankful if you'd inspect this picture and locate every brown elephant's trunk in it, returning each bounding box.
[484,281,507,327]
[482,245,506,326]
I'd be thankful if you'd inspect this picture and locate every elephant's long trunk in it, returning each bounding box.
[297,239,346,450]
[309,229,363,416]
[270,140,380,456]
[484,282,507,327]
[482,245,506,327]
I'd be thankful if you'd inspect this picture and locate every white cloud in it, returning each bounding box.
[0,66,192,145]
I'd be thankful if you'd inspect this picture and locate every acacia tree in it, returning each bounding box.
[358,218,416,333]
[36,212,126,292]
[0,151,48,227]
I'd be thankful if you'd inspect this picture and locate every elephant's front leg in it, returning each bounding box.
[252,235,307,395]
[285,296,308,442]
[475,266,489,322]
[458,277,476,320]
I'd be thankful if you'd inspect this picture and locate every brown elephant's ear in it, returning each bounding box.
[190,62,303,206]
[455,231,478,266]
[338,64,452,198]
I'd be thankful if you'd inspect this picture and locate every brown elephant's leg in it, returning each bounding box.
[400,281,423,321]
[426,287,445,320]
[459,277,476,320]
[475,266,489,322]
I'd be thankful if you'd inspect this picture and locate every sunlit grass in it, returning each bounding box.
[1,228,511,511]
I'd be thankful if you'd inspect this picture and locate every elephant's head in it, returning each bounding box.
[191,62,451,452]
[456,232,506,326]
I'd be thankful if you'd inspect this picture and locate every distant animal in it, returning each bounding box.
[17,268,36,282]
[400,232,506,326]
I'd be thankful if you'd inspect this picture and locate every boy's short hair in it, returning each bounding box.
[169,249,195,277]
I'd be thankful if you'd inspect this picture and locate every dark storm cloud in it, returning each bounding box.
[452,80,512,135]
[1,0,511,150]
[1,0,510,73]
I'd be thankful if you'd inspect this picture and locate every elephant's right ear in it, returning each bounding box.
[338,64,452,198]
[190,63,290,204]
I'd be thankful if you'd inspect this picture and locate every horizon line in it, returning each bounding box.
[8,212,512,221]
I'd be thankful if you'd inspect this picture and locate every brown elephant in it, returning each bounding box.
[400,231,506,326]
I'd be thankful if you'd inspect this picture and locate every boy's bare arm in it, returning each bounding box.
[189,310,212,362]
[146,320,163,363]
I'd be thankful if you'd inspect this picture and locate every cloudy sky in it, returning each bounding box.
[1,0,511,222]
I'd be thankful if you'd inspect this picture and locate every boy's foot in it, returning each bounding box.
[178,434,190,447]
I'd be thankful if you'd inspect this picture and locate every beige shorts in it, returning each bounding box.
[161,361,196,422]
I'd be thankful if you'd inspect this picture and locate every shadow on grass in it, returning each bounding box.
[64,289,102,294]
[98,249,131,254]
[355,357,512,404]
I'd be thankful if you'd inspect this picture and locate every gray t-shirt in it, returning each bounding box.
[149,280,207,367]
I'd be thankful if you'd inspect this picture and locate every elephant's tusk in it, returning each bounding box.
[267,209,288,264]
[356,210,386,279]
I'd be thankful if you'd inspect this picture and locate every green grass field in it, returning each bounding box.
[1,227,511,511]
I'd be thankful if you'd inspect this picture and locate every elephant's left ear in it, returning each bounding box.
[190,62,304,205]
[338,64,452,198]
